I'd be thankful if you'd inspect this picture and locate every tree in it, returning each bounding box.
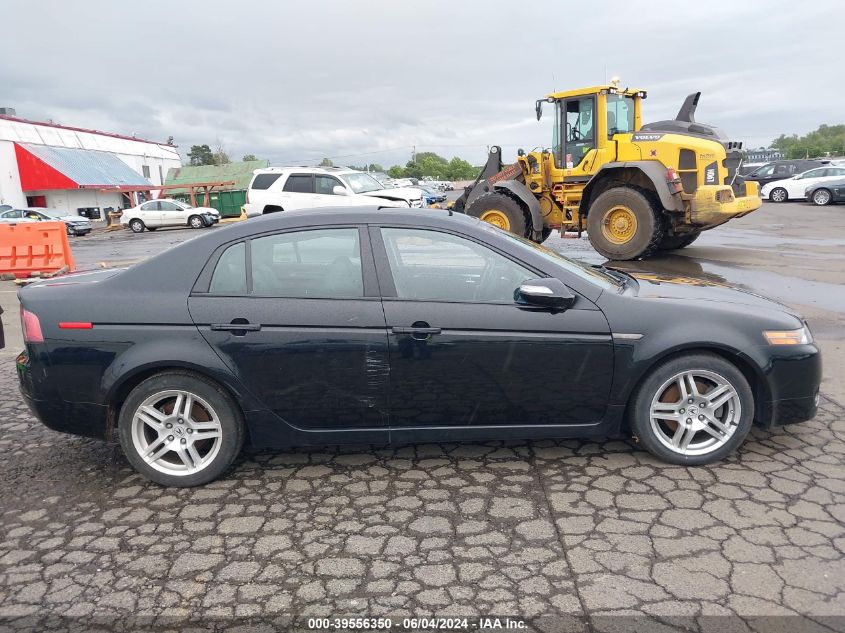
[242,154,258,162]
[445,157,478,180]
[319,158,334,167]
[213,139,230,166]
[772,124,845,159]
[387,165,405,178]
[188,144,214,166]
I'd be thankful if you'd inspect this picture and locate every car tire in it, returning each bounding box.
[466,192,529,237]
[769,187,788,203]
[188,215,205,229]
[66,226,77,237]
[587,187,665,260]
[629,353,754,465]
[117,371,245,487]
[811,188,832,206]
[128,219,145,233]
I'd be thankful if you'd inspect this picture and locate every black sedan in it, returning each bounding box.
[805,178,845,206]
[10,208,821,486]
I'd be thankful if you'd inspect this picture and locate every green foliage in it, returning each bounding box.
[242,154,258,162]
[213,151,230,166]
[346,163,384,172]
[386,152,480,181]
[772,124,845,159]
[319,157,334,167]
[188,144,214,166]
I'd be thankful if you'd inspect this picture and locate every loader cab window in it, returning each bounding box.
[562,97,595,168]
[606,95,635,137]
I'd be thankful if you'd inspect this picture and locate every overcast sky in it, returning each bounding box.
[2,0,840,168]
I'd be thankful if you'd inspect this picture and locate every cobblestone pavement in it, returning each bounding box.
[0,359,843,632]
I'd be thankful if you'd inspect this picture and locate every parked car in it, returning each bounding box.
[11,207,820,486]
[0,209,37,224]
[0,204,12,213]
[745,159,825,189]
[417,186,447,205]
[18,208,92,236]
[121,199,219,233]
[243,167,423,217]
[760,166,845,202]
[805,178,845,206]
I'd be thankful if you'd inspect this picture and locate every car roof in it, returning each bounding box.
[252,166,358,176]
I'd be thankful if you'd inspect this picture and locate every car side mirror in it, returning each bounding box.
[514,278,576,310]
[333,185,350,196]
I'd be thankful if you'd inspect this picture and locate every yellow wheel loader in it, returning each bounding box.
[453,83,762,260]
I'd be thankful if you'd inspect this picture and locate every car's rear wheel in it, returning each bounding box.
[812,188,832,206]
[629,353,754,465]
[188,215,205,229]
[128,218,145,233]
[118,371,245,487]
[769,187,788,203]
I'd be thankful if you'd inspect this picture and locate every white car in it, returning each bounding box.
[760,165,845,202]
[0,208,38,224]
[121,199,220,233]
[19,208,93,236]
[243,167,424,217]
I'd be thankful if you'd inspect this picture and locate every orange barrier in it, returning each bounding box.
[0,222,76,278]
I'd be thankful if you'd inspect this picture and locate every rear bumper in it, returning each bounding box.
[689,181,762,227]
[17,349,110,440]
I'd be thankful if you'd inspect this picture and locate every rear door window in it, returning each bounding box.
[209,242,247,294]
[250,228,363,298]
[251,173,282,190]
[283,174,314,193]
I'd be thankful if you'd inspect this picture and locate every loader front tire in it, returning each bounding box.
[658,232,701,251]
[467,192,529,238]
[587,187,664,260]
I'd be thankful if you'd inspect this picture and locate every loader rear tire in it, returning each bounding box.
[658,232,700,250]
[587,187,664,260]
[467,192,529,237]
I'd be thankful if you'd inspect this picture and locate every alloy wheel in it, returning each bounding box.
[649,369,741,456]
[770,188,787,202]
[130,390,223,476]
[813,189,831,205]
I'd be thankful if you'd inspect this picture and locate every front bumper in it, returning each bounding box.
[688,181,762,227]
[751,342,822,428]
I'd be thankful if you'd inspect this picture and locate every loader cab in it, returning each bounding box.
[541,85,644,172]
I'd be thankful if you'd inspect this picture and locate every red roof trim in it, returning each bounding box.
[0,114,175,147]
[14,143,79,191]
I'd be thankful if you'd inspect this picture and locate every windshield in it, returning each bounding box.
[174,200,193,209]
[477,222,620,290]
[606,95,635,136]
[342,172,384,193]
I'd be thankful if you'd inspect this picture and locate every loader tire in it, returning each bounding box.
[467,192,529,237]
[658,232,701,251]
[587,187,665,260]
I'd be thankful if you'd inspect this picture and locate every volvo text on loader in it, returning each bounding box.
[453,82,762,260]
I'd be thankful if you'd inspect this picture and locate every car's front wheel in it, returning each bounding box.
[630,353,754,465]
[812,188,832,206]
[188,215,205,229]
[118,371,245,487]
[769,187,788,203]
[128,219,145,233]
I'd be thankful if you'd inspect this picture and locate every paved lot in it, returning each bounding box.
[1,358,843,628]
[0,201,844,629]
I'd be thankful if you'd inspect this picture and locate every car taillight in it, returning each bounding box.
[21,308,44,343]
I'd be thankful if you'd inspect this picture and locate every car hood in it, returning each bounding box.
[55,214,89,222]
[625,271,800,316]
[360,187,423,200]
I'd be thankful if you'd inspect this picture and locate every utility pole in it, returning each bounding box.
[412,145,416,164]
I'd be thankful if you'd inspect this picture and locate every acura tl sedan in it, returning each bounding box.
[11,208,821,486]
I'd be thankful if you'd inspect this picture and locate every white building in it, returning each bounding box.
[0,111,181,214]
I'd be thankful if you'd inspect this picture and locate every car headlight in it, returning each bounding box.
[763,325,812,345]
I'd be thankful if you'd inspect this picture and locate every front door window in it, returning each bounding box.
[563,97,596,168]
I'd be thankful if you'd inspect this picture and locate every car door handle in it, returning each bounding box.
[392,326,441,337]
[211,321,261,332]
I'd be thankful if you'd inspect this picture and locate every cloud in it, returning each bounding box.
[0,0,840,166]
